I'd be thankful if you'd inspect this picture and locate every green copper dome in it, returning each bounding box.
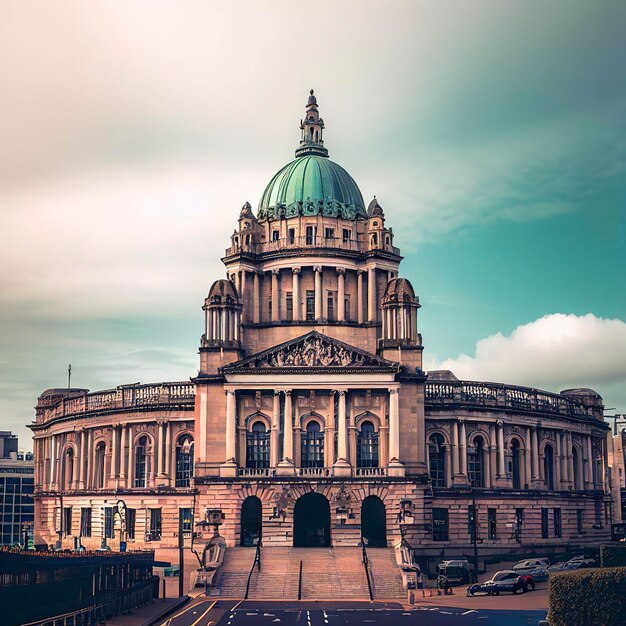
[258,155,366,221]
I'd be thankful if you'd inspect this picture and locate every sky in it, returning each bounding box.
[1,0,625,447]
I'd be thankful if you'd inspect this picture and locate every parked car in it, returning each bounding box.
[566,556,596,567]
[467,570,534,596]
[437,559,471,586]
[512,559,549,581]
[548,561,573,574]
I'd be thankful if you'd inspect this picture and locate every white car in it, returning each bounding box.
[512,559,549,581]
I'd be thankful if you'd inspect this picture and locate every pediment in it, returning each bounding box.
[221,331,397,373]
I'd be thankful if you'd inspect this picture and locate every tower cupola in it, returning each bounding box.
[295,89,328,158]
[202,279,242,349]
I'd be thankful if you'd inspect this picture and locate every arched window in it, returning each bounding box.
[510,439,521,489]
[134,436,149,488]
[429,434,446,487]
[246,422,269,469]
[572,446,581,490]
[544,444,555,490]
[176,435,194,487]
[468,437,485,488]
[64,448,74,490]
[94,442,106,489]
[357,421,379,468]
[301,421,324,468]
[371,233,378,247]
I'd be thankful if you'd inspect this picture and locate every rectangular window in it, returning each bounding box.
[541,508,549,539]
[342,228,351,243]
[104,507,113,539]
[286,292,293,321]
[272,230,279,241]
[467,505,476,541]
[324,227,334,240]
[306,290,315,321]
[553,508,562,538]
[268,300,272,320]
[179,508,193,538]
[515,508,524,542]
[432,508,449,542]
[63,507,72,536]
[126,508,136,540]
[577,509,583,534]
[305,225,315,245]
[80,508,92,538]
[288,228,295,245]
[488,508,497,540]
[327,291,336,321]
[344,295,351,321]
[149,508,162,539]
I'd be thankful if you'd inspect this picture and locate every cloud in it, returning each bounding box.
[428,313,626,408]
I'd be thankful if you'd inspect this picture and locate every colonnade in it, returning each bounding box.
[223,387,400,474]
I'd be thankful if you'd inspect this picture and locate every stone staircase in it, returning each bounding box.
[212,547,257,597]
[366,547,405,599]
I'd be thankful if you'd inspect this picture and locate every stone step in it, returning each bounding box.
[366,548,405,599]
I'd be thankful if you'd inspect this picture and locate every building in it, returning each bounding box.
[30,91,612,564]
[0,432,34,547]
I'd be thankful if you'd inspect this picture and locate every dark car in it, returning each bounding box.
[467,570,534,596]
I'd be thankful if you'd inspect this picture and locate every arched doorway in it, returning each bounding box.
[361,496,386,547]
[293,492,330,547]
[240,496,262,547]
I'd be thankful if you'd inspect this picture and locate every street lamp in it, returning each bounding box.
[470,484,479,583]
[113,499,128,552]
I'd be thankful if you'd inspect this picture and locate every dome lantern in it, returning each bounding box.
[296,89,328,158]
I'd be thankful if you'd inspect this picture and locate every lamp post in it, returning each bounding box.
[113,499,127,552]
[470,484,479,584]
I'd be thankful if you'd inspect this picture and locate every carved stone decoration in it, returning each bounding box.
[255,391,262,409]
[309,390,316,408]
[274,486,291,517]
[333,484,353,509]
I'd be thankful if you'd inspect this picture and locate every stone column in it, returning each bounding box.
[484,443,492,488]
[157,421,165,475]
[567,431,574,488]
[110,426,118,479]
[50,434,56,488]
[271,269,280,322]
[78,430,86,488]
[489,425,497,484]
[531,426,540,480]
[451,421,459,477]
[444,444,452,487]
[86,432,93,490]
[253,271,260,324]
[559,430,567,485]
[314,266,323,320]
[119,425,126,486]
[497,420,505,478]
[220,390,237,477]
[459,421,467,476]
[292,268,301,321]
[333,391,350,476]
[367,267,377,322]
[337,268,345,321]
[555,429,562,487]
[165,422,172,478]
[387,388,404,476]
[127,424,134,487]
[525,427,532,487]
[271,391,280,467]
[357,270,364,324]
[277,391,295,475]
[585,436,593,487]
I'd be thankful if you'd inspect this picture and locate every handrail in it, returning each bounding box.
[244,542,261,600]
[20,603,107,626]
[361,539,374,601]
[298,560,303,600]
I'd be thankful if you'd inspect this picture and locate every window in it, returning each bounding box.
[149,508,162,539]
[246,421,270,469]
[510,439,521,489]
[342,228,351,243]
[126,508,136,540]
[305,225,315,245]
[577,509,584,534]
[572,447,581,489]
[344,295,351,321]
[288,228,295,245]
[301,421,324,468]
[135,436,149,488]
[268,300,272,320]
[553,508,562,538]
[327,291,336,321]
[104,507,113,539]
[356,421,379,468]
[429,434,446,487]
[179,508,193,538]
[63,507,72,536]
[468,505,476,541]
[468,437,485,488]
[306,290,315,321]
[272,230,279,241]
[324,227,334,240]
[94,442,106,489]
[432,508,449,542]
[488,508,497,540]
[80,508,92,537]
[515,508,524,542]
[175,435,194,488]
[286,292,293,321]
[544,445,555,490]
[541,508,549,539]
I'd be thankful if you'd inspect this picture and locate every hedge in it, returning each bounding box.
[547,566,626,626]
[601,543,626,568]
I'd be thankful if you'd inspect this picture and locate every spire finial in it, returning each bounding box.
[296,89,328,158]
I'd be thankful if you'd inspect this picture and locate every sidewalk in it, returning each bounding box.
[104,596,190,626]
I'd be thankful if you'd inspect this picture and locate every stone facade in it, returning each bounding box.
[30,91,612,561]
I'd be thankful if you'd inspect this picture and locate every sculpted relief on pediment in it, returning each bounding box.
[258,335,367,368]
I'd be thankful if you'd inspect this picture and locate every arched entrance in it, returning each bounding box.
[361,496,387,547]
[240,496,262,546]
[293,492,331,547]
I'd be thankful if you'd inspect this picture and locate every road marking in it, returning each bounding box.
[462,610,478,615]
[189,601,217,626]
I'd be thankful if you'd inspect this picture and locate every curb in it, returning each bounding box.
[142,596,191,626]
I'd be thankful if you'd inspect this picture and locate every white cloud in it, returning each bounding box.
[428,313,626,408]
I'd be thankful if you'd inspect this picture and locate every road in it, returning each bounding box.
[161,599,547,626]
